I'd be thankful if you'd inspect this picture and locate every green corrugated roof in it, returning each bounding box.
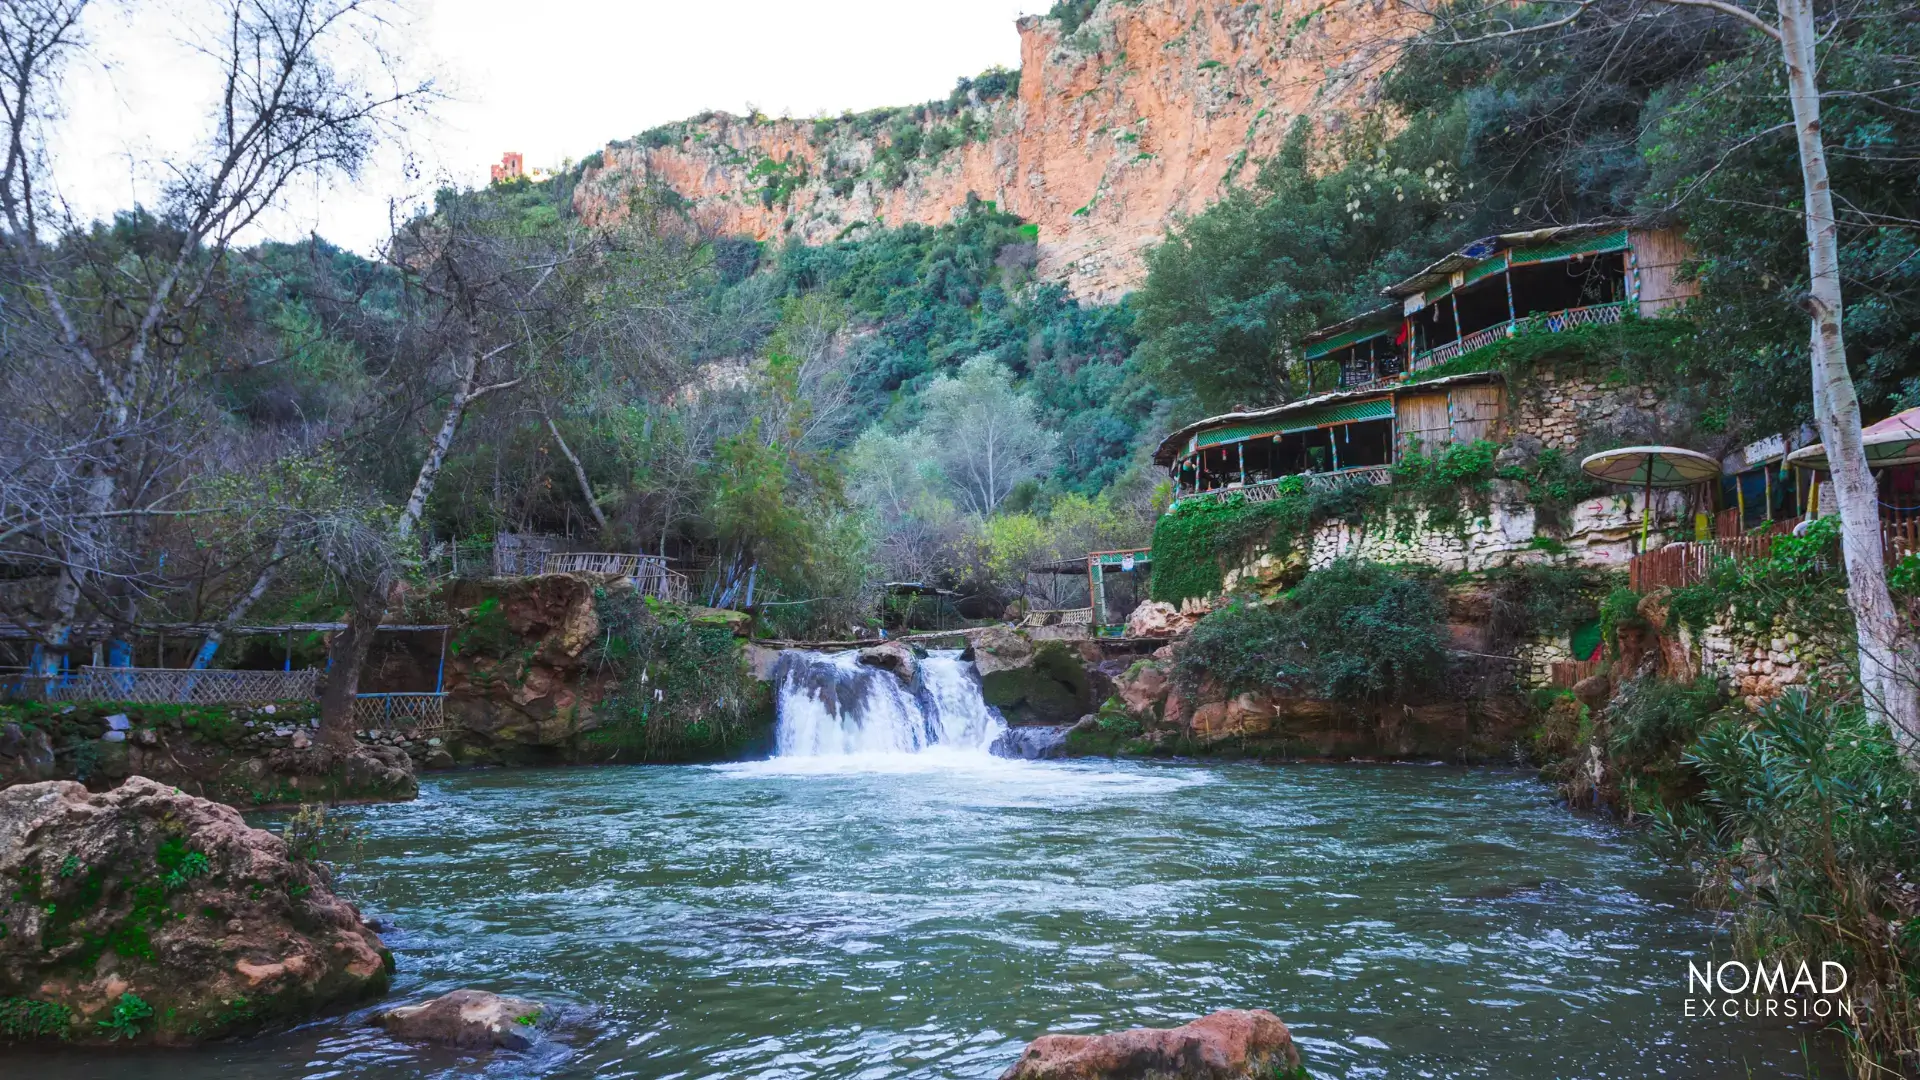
[1510,228,1629,265]
[1463,251,1509,287]
[1303,321,1397,360]
[1193,398,1393,448]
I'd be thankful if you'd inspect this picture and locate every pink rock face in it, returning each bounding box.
[0,777,392,1045]
[573,0,1417,300]
[999,1009,1301,1080]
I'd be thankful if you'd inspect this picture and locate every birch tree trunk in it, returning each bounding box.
[547,413,611,536]
[1776,0,1920,757]
[318,351,517,747]
[192,537,286,669]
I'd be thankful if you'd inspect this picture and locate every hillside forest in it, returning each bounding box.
[3,0,1917,677]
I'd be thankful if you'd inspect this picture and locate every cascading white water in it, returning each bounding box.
[772,648,1005,758]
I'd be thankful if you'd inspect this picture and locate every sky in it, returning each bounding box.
[53,0,1041,253]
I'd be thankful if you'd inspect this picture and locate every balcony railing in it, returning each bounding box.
[1410,301,1628,374]
[1169,465,1393,513]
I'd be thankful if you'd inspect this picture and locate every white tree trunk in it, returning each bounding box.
[547,413,611,535]
[1777,0,1920,757]
[192,537,286,669]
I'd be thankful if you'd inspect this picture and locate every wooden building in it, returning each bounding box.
[1155,223,1696,509]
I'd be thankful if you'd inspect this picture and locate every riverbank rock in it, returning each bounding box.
[990,725,1070,759]
[999,1009,1300,1080]
[379,988,543,1050]
[857,642,917,685]
[974,626,1092,725]
[0,703,416,808]
[0,777,392,1046]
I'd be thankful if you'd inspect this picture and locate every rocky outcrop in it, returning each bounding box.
[0,703,415,808]
[434,573,757,766]
[1102,654,1530,760]
[0,777,391,1046]
[999,1008,1300,1080]
[1123,600,1206,639]
[973,626,1093,725]
[574,0,1414,299]
[379,989,543,1051]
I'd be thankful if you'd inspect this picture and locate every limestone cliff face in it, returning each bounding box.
[573,0,1411,300]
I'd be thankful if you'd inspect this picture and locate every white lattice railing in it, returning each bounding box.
[1410,301,1629,373]
[1170,466,1393,512]
[353,692,449,733]
[39,666,319,705]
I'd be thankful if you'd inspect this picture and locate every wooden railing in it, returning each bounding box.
[1020,607,1093,629]
[1170,465,1393,513]
[1410,301,1628,373]
[536,552,690,601]
[1628,516,1916,592]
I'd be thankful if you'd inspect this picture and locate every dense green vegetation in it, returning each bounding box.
[1174,562,1449,704]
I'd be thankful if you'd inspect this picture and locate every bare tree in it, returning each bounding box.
[0,0,428,674]
[1414,0,1920,759]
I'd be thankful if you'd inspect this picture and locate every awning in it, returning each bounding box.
[1194,398,1393,449]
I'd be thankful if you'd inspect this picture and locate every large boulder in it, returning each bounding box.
[974,627,1092,725]
[999,1009,1301,1080]
[1124,601,1204,639]
[379,988,543,1050]
[1113,660,1171,718]
[0,777,392,1046]
[857,642,917,685]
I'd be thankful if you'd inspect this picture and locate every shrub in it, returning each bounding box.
[1606,675,1725,777]
[1147,479,1377,604]
[1651,692,1920,1073]
[591,591,767,761]
[1176,561,1448,703]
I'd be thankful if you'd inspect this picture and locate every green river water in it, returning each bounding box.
[13,755,1841,1079]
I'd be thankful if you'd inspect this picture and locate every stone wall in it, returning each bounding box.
[1214,489,1684,583]
[1682,615,1845,709]
[1508,366,1668,452]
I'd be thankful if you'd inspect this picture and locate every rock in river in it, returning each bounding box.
[0,777,392,1046]
[999,1008,1301,1080]
[380,988,544,1050]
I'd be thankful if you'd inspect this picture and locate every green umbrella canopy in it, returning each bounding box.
[1785,407,1920,471]
[1579,445,1723,487]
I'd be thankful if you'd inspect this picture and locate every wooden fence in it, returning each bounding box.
[1628,516,1920,592]
[1550,657,1605,689]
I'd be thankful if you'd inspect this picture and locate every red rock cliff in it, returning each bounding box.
[572,0,1413,300]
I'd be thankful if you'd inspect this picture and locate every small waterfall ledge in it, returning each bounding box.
[771,649,1007,757]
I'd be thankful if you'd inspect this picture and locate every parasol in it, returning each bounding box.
[1784,406,1920,471]
[1580,445,1723,550]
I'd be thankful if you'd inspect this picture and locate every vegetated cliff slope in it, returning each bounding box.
[573,0,1411,300]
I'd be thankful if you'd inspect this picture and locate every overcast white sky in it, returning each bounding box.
[54,0,1040,252]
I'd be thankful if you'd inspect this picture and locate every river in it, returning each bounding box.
[17,754,1839,1079]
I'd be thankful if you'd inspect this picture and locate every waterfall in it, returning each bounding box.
[772,648,1005,758]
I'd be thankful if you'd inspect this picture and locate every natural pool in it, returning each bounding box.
[16,756,1839,1079]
